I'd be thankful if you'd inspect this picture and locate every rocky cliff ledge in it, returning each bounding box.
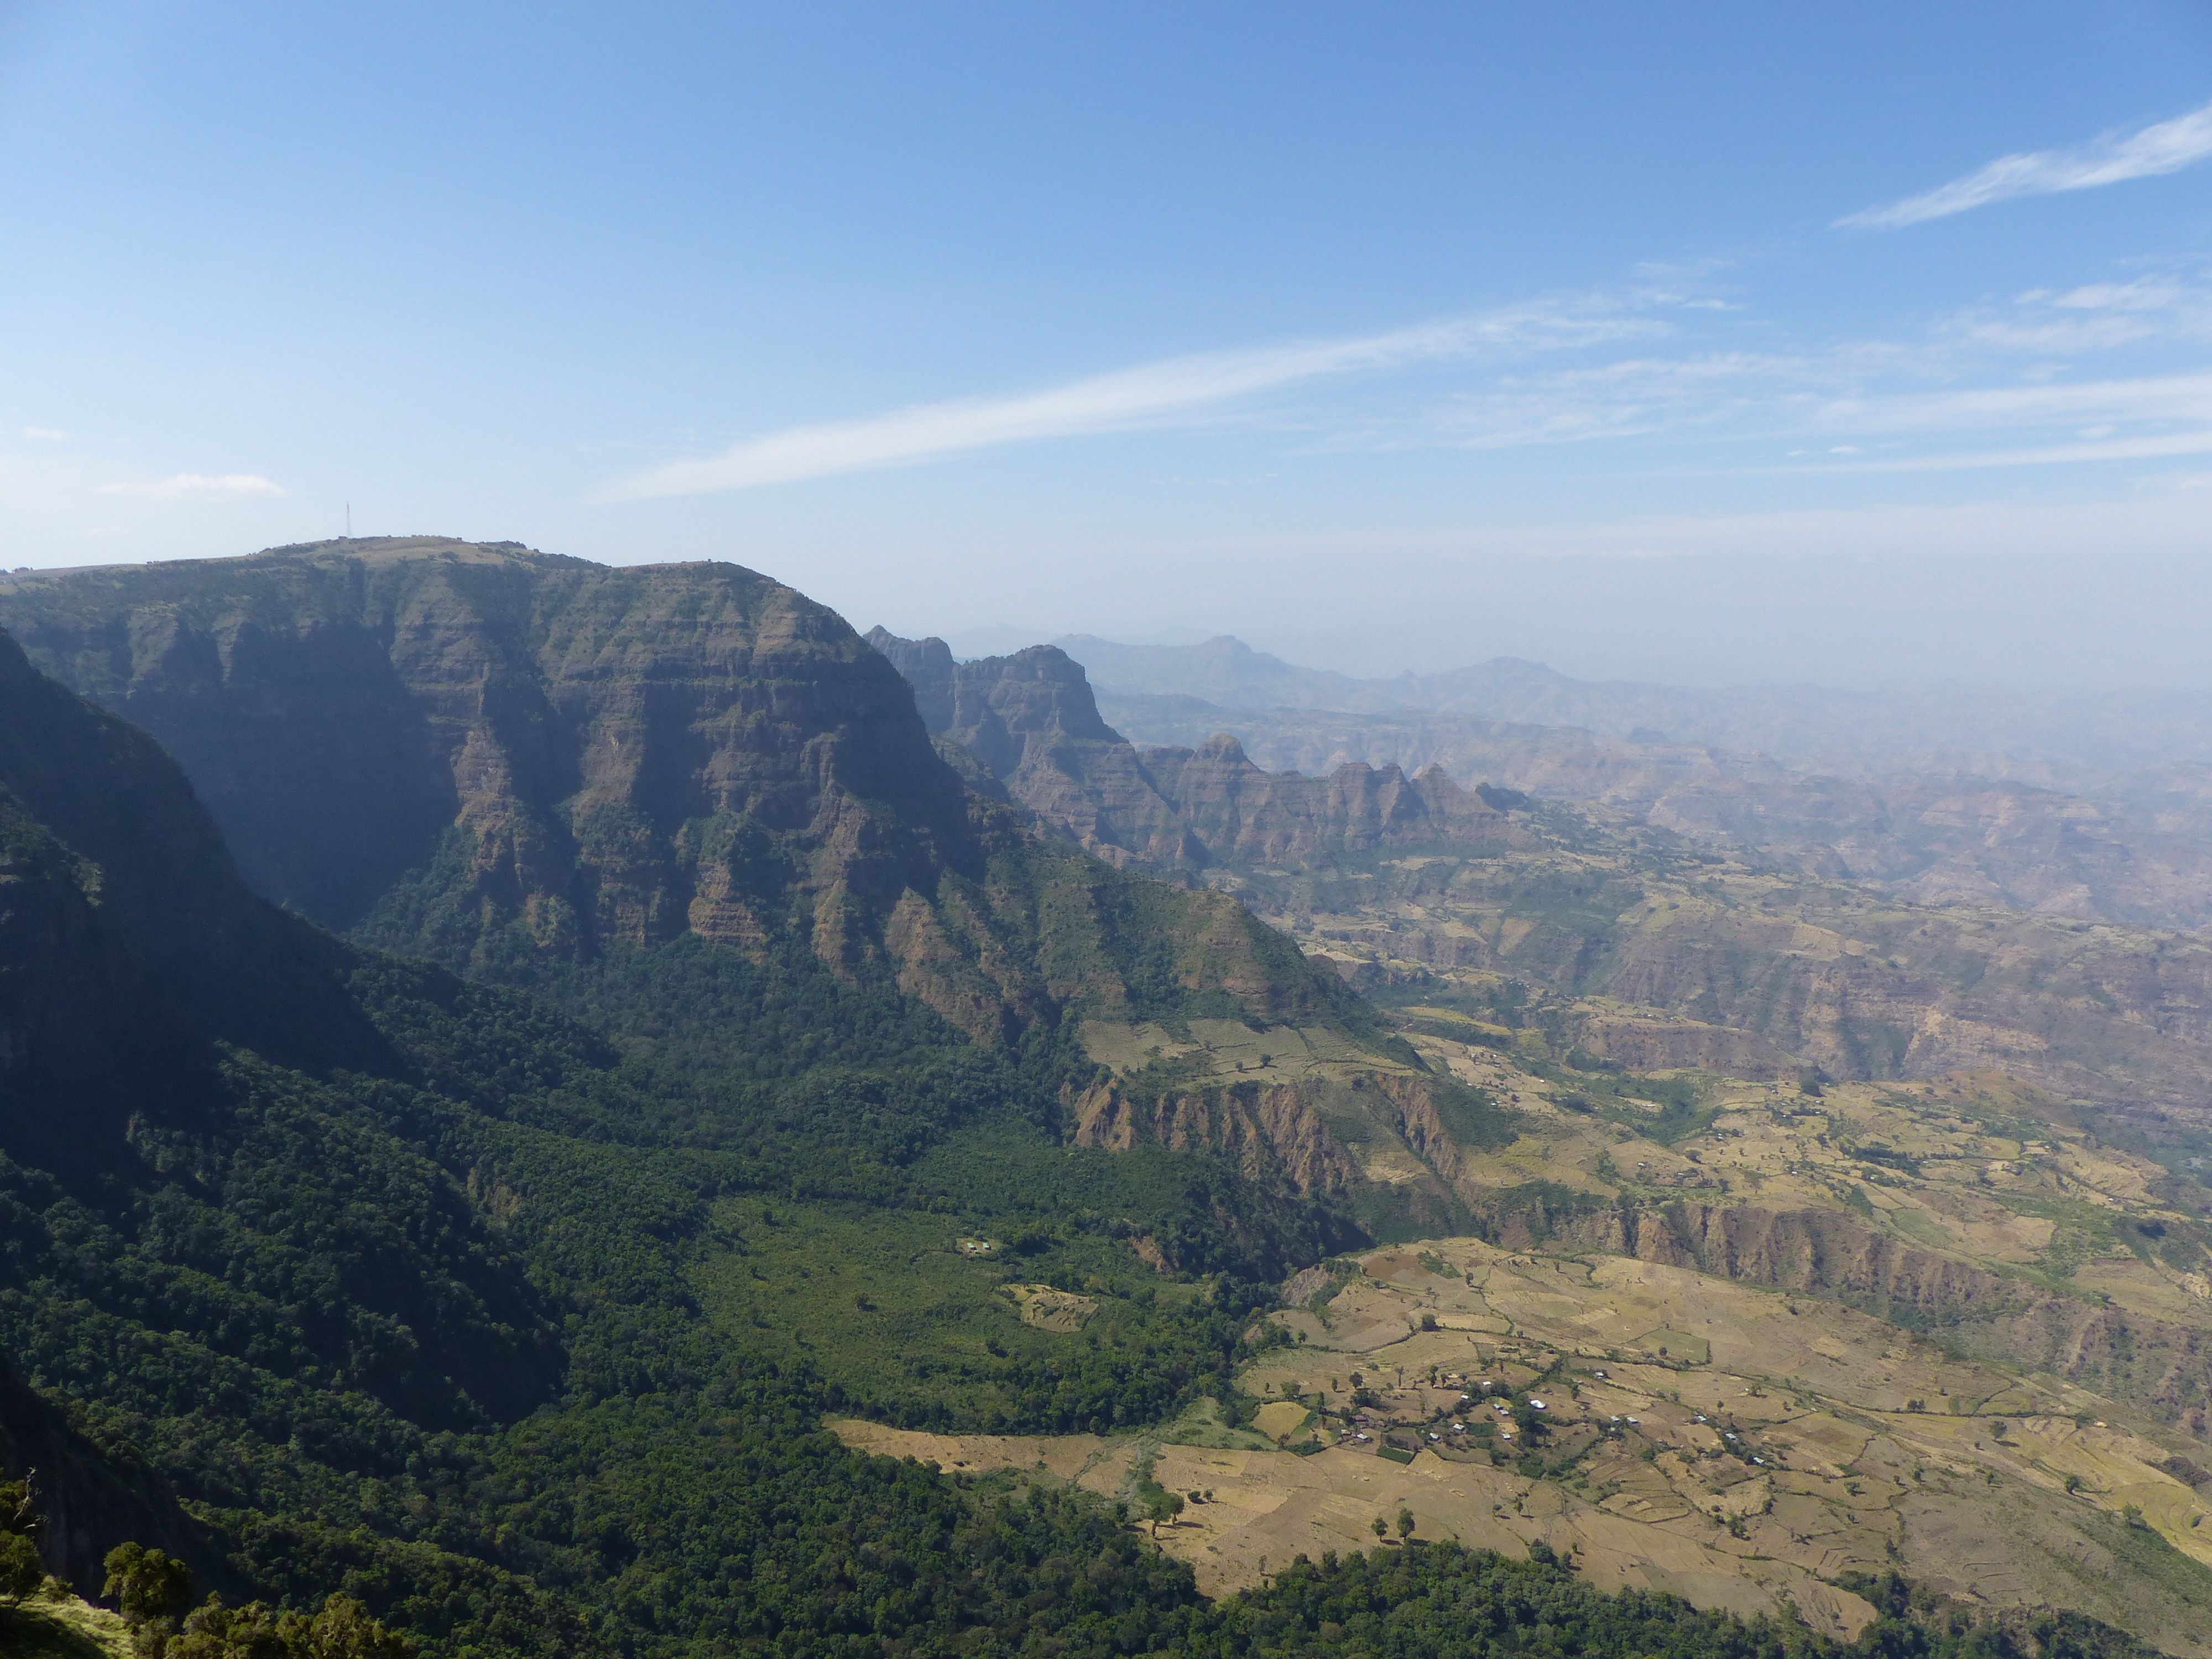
[868,627,1522,870]
[0,541,1359,1047]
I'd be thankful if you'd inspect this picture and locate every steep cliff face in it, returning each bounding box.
[1063,1063,1516,1244]
[868,629,1519,872]
[4,542,984,960]
[865,630,1201,868]
[0,629,372,1125]
[0,544,1354,1047]
[1065,1075,1366,1195]
[1142,734,1517,865]
[1501,1195,2212,1438]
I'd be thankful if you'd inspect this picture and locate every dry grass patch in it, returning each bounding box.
[1005,1284,1097,1331]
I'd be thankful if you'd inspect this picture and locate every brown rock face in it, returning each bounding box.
[1141,734,1516,864]
[1,541,990,960]
[868,630,1519,870]
[0,541,1358,1047]
[1065,1075,1366,1195]
[1503,1195,2212,1437]
[1062,1066,1512,1246]
[867,630,1201,867]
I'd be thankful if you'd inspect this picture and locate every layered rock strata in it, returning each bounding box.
[0,541,1353,1046]
[867,628,1520,870]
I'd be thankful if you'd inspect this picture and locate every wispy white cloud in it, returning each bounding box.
[20,426,66,442]
[1394,263,2212,466]
[1943,275,2212,353]
[1803,427,2212,473]
[1812,370,2212,436]
[602,260,2212,504]
[99,472,286,501]
[1838,98,2212,229]
[597,300,1660,500]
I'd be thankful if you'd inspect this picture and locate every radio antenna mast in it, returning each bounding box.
[346,502,352,538]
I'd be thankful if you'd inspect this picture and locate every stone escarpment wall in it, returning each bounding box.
[868,628,1524,872]
[0,544,1361,1048]
[1491,1194,2212,1438]
[6,543,985,962]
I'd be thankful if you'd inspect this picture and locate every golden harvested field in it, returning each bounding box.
[834,1236,2212,1655]
[1005,1284,1097,1331]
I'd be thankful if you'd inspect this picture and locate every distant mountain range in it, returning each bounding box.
[1025,637,2212,935]
[1053,633,2212,776]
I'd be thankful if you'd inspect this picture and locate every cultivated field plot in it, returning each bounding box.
[1078,1018,1380,1084]
[1390,1028,2212,1361]
[835,1239,2212,1654]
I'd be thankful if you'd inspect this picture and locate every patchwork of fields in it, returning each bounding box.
[837,1236,2212,1655]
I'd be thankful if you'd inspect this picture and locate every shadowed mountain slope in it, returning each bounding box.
[0,635,575,1603]
[0,542,1355,1046]
[0,629,374,1088]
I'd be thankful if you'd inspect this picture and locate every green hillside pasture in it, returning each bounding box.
[693,1194,1239,1435]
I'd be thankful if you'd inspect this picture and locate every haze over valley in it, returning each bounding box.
[4,9,2211,1659]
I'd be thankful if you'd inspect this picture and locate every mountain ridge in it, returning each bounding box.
[1052,633,2212,774]
[868,627,1524,873]
[0,541,1359,1048]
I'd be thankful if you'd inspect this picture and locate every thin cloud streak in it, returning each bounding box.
[1838,98,2212,228]
[1802,427,2212,473]
[98,472,286,500]
[596,302,1656,500]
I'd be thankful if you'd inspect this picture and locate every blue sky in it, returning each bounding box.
[3,3,2210,684]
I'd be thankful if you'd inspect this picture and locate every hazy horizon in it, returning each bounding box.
[897,544,2212,692]
[5,6,2210,693]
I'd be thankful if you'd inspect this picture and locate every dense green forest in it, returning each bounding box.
[3,937,2171,1658]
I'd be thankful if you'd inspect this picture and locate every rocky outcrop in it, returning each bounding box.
[0,542,1358,1048]
[1485,1194,2212,1437]
[1142,734,1516,864]
[866,630,1201,868]
[1065,1074,1365,1195]
[868,629,1520,871]
[1063,1066,1516,1243]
